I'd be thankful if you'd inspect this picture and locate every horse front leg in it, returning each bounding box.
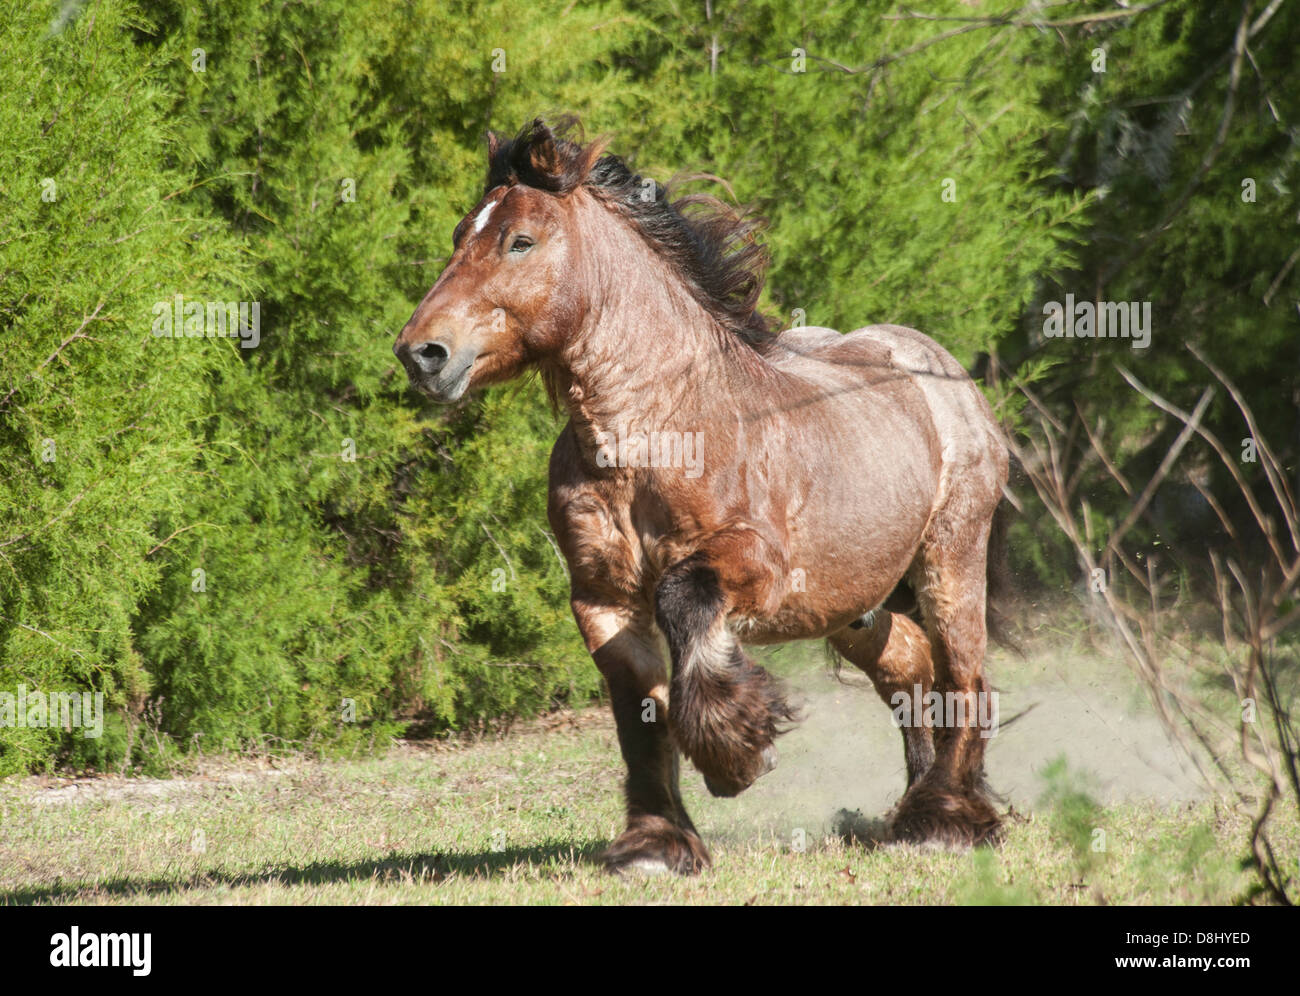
[655,551,798,799]
[574,601,710,875]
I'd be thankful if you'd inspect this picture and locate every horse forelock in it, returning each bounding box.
[484,116,776,354]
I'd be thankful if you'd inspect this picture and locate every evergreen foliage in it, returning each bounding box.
[1,0,1293,773]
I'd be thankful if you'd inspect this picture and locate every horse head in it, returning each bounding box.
[393,118,603,402]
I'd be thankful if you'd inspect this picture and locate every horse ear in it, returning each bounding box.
[486,130,504,163]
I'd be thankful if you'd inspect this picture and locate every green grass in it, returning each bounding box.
[3,607,1294,905]
[1,706,1293,905]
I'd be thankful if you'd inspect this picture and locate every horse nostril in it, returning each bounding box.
[419,342,449,361]
[414,341,450,373]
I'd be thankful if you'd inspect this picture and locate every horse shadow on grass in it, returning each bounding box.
[0,840,609,905]
[5,807,910,903]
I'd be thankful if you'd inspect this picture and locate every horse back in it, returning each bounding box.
[771,323,1006,492]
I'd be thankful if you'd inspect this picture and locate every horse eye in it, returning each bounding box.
[509,235,534,254]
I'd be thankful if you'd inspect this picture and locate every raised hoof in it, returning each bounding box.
[602,816,711,876]
[888,778,1003,848]
[702,744,779,798]
[674,656,798,798]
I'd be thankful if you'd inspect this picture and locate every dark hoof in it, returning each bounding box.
[602,816,711,876]
[673,657,798,798]
[888,778,1003,847]
[702,744,779,798]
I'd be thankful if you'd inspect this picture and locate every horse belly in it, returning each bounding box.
[734,409,938,644]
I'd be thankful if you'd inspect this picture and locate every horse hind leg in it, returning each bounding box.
[655,554,797,799]
[828,609,935,788]
[890,524,1002,847]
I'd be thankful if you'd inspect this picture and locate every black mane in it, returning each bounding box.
[485,117,775,352]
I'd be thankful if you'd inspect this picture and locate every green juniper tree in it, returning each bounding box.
[0,0,249,773]
[3,0,1289,777]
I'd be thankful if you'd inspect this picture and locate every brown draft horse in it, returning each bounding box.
[394,118,1010,874]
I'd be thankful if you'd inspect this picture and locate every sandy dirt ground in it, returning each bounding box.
[697,648,1205,842]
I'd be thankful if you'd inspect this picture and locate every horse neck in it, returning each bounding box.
[552,195,767,447]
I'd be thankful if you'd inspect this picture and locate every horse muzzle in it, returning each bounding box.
[394,339,477,403]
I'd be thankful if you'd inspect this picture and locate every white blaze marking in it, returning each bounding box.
[473,199,499,234]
